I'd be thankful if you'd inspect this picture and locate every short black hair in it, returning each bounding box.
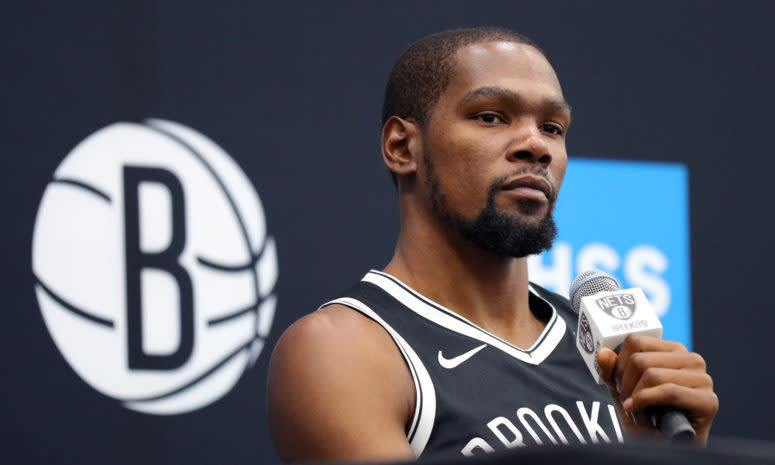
[381,27,543,187]
[382,27,542,128]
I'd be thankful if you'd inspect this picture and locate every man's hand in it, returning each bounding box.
[596,334,718,444]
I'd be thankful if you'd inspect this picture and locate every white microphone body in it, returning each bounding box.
[570,270,695,442]
[575,287,663,384]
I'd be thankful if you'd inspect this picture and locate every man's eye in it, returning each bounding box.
[475,113,504,124]
[542,123,564,135]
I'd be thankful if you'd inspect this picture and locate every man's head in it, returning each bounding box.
[382,28,541,129]
[381,27,570,258]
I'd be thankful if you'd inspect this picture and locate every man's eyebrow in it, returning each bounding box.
[457,86,572,113]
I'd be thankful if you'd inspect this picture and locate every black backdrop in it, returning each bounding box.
[3,1,774,463]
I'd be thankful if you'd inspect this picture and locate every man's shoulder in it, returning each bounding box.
[269,276,411,387]
[273,302,389,359]
[267,301,416,462]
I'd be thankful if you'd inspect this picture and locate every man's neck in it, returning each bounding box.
[383,217,547,349]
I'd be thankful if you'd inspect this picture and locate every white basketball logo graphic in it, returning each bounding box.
[32,119,278,415]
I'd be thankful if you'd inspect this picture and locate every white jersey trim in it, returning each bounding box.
[362,270,566,366]
[321,297,436,457]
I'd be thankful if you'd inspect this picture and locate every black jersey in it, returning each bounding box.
[320,270,625,458]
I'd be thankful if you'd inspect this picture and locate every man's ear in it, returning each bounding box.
[381,116,421,180]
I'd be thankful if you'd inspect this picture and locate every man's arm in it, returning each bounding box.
[596,334,718,444]
[267,304,416,463]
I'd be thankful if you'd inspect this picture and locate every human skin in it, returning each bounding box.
[266,41,717,463]
[381,41,569,346]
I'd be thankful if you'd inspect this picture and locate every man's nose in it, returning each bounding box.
[506,124,551,167]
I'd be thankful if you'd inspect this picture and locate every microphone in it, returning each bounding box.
[569,270,696,442]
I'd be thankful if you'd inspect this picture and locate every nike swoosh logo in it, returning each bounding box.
[437,344,487,369]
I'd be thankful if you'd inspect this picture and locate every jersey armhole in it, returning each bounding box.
[320,297,436,457]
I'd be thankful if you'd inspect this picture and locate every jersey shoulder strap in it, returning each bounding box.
[319,276,436,457]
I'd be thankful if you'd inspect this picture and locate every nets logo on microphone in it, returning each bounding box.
[529,158,691,348]
[32,119,277,415]
[595,293,636,320]
[578,313,595,353]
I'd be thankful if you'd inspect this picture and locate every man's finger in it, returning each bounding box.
[617,352,708,398]
[625,383,719,417]
[614,335,689,383]
[596,347,618,385]
[619,334,689,354]
[627,367,713,400]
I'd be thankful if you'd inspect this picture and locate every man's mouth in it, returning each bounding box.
[500,175,553,201]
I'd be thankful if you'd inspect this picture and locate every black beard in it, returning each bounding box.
[425,154,558,258]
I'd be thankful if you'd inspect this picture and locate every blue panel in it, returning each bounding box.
[529,158,691,349]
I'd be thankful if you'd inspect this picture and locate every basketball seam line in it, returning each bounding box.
[35,276,115,327]
[50,178,112,203]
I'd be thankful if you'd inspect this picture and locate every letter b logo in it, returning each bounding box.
[124,166,194,370]
[32,120,278,414]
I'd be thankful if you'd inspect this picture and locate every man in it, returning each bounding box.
[267,28,718,462]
